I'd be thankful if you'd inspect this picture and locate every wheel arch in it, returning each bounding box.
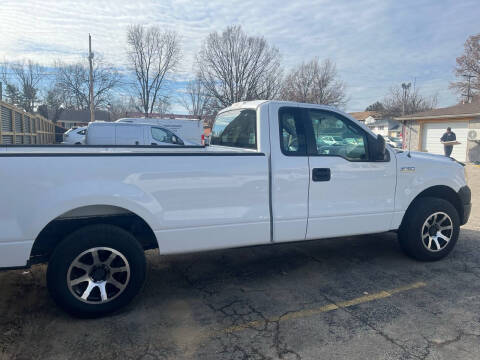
[400,185,463,229]
[30,204,159,264]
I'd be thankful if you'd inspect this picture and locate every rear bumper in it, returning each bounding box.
[458,185,471,225]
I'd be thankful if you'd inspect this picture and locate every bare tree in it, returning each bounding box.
[383,82,437,117]
[1,60,45,112]
[108,96,138,120]
[126,25,180,117]
[197,25,282,107]
[280,58,347,107]
[0,62,21,105]
[180,76,216,120]
[12,60,45,112]
[54,58,121,110]
[42,84,66,121]
[450,33,480,100]
[365,101,385,112]
[153,96,171,117]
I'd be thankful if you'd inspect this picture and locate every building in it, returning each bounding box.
[349,111,380,123]
[349,111,401,138]
[396,99,480,163]
[57,110,112,129]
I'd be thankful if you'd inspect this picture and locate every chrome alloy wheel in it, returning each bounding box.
[67,247,130,304]
[421,212,453,252]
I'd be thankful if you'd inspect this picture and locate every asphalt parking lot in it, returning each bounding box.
[1,165,479,360]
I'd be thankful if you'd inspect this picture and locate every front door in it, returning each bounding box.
[270,104,310,242]
[304,108,397,240]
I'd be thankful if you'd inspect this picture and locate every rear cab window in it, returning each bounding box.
[279,107,307,156]
[211,109,257,149]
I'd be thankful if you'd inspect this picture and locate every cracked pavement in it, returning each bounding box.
[0,165,479,360]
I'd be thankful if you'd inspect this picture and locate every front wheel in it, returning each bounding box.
[47,224,146,317]
[398,197,460,261]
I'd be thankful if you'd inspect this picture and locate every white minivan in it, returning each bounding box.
[85,122,190,146]
[116,118,204,145]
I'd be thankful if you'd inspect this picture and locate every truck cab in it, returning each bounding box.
[212,100,470,244]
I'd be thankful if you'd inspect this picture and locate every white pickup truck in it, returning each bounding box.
[0,100,471,317]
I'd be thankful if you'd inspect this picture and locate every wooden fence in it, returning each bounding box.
[0,100,55,144]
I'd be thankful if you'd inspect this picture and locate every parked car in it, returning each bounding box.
[385,136,403,148]
[85,122,190,146]
[116,118,204,145]
[0,100,471,317]
[62,126,87,145]
[319,135,337,145]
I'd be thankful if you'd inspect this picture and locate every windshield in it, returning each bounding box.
[211,109,257,149]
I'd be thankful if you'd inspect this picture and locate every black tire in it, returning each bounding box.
[47,224,146,317]
[398,197,460,261]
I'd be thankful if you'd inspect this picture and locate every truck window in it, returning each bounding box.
[151,127,184,145]
[151,127,171,143]
[279,107,307,156]
[211,109,257,149]
[307,109,368,161]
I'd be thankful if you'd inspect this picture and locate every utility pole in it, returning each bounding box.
[462,74,475,103]
[0,81,2,101]
[401,82,411,116]
[88,34,95,122]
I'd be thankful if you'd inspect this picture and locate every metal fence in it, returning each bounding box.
[0,101,55,145]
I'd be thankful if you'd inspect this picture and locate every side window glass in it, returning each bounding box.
[279,108,306,156]
[308,110,368,161]
[151,127,172,144]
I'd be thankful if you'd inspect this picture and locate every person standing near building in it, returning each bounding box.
[440,127,456,157]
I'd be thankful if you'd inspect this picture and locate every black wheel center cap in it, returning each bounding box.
[91,266,108,282]
[429,225,439,236]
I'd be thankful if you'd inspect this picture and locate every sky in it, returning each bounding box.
[0,0,479,113]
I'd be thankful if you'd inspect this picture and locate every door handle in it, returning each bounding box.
[312,168,331,182]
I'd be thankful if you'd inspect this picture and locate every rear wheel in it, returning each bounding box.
[399,197,460,261]
[47,224,146,317]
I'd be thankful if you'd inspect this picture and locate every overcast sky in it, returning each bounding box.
[1,0,479,112]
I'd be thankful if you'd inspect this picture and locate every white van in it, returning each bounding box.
[116,118,204,145]
[85,122,190,146]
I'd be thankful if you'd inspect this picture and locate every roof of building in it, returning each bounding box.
[366,118,401,130]
[396,98,480,120]
[349,111,380,121]
[57,110,111,122]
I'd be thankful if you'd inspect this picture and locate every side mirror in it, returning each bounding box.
[374,134,386,161]
[171,136,177,144]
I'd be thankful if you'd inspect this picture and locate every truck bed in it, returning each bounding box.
[0,144,270,267]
